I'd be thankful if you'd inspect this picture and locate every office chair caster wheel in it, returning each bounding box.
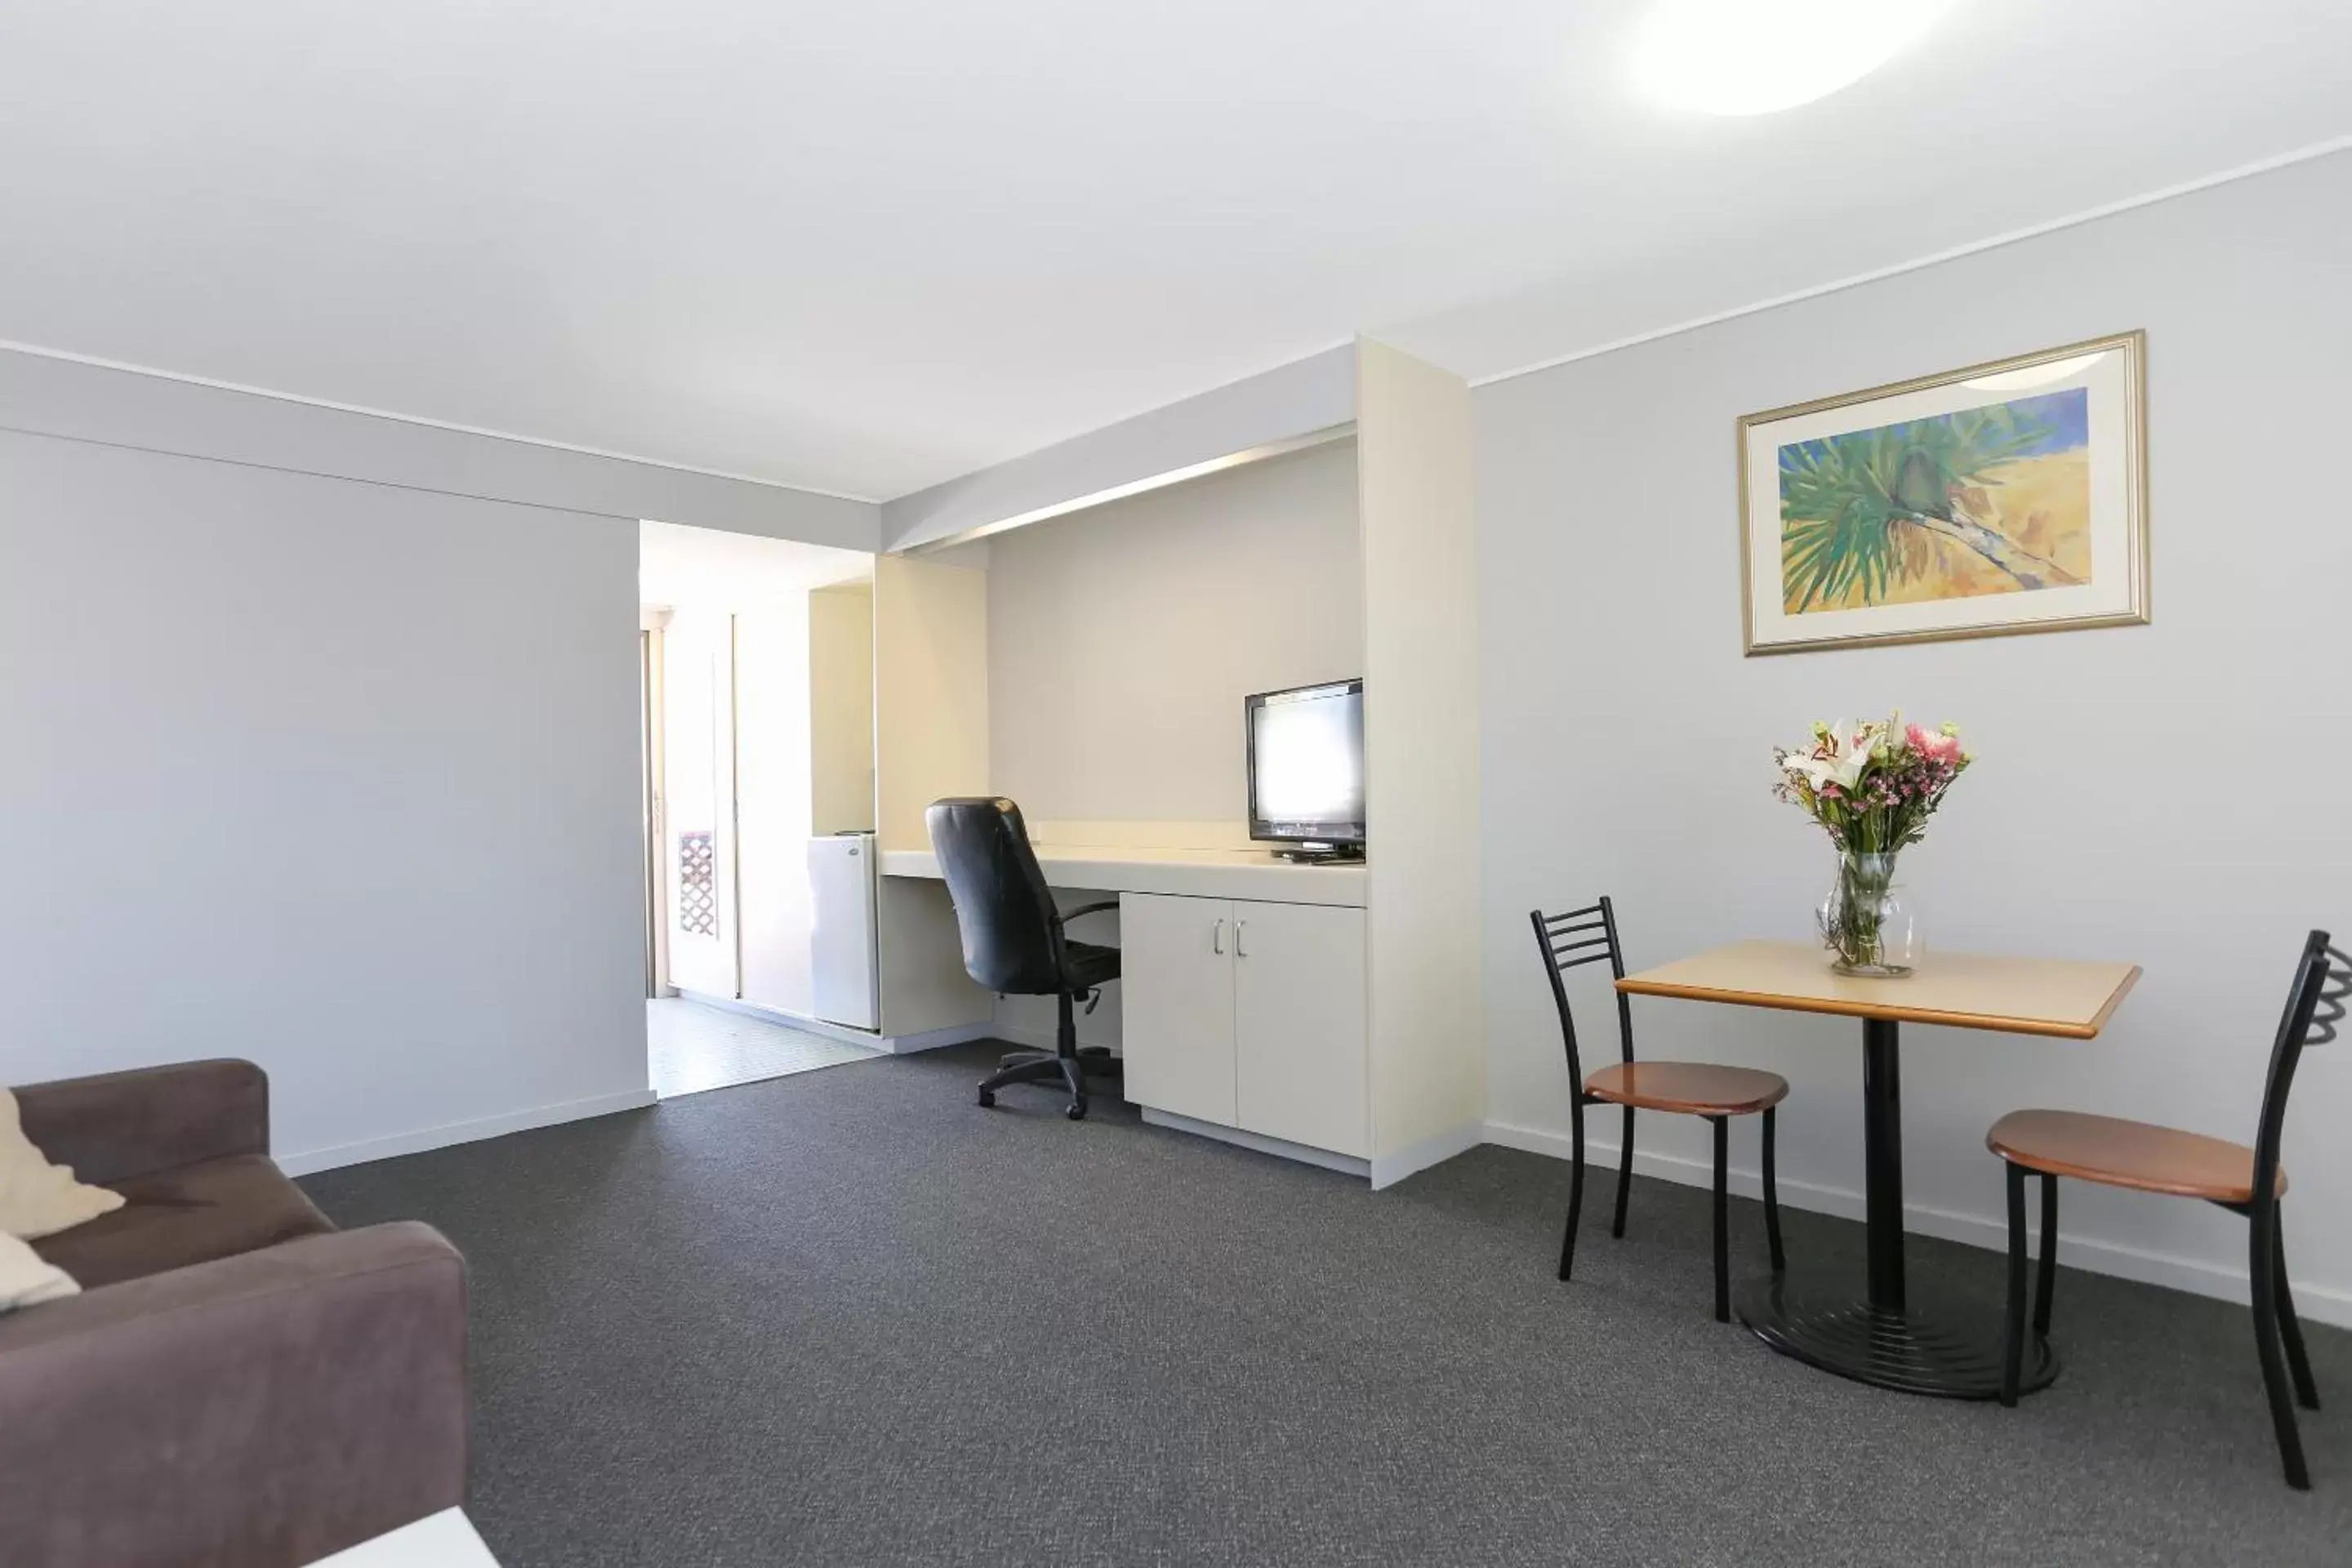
[977,1088,996,1108]
[1066,1097,1087,1121]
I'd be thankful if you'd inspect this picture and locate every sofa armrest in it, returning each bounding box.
[0,1223,468,1568]
[13,1059,270,1185]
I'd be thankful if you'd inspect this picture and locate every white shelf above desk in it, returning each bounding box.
[880,843,1366,907]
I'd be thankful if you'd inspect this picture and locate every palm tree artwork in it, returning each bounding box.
[1778,389,2092,614]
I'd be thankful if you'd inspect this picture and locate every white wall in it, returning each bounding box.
[0,428,650,1170]
[987,439,1362,824]
[808,583,876,836]
[736,604,819,1017]
[1473,151,2352,1321]
[1356,340,1484,1178]
[872,553,996,1036]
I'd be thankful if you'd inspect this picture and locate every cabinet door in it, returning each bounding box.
[1117,893,1236,1125]
[1234,901,1369,1157]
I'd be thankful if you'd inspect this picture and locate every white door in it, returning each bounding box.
[1118,893,1236,1125]
[1234,901,1369,1157]
[661,609,738,999]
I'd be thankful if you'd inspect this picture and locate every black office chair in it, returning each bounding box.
[926,797,1121,1120]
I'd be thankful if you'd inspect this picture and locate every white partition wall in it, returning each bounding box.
[871,551,996,1038]
[1356,338,1486,1185]
[808,582,876,836]
[873,552,990,853]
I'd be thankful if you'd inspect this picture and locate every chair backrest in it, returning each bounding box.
[925,797,1069,996]
[2251,929,2345,1217]
[1529,898,1634,1087]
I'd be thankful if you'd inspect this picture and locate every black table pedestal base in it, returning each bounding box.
[1737,1277,2057,1401]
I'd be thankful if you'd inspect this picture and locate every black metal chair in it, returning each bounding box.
[1989,928,2343,1489]
[1531,898,1788,1321]
[926,797,1120,1121]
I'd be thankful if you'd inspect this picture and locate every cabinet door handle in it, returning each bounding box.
[1211,918,1224,955]
[1234,919,1248,959]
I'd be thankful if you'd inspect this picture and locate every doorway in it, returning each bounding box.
[639,521,883,1098]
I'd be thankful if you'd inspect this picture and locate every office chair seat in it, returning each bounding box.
[1062,940,1120,993]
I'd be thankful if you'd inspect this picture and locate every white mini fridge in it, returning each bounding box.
[808,832,880,1030]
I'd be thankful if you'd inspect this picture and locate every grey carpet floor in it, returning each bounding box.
[300,1044,2350,1567]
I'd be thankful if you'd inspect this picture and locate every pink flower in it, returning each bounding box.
[1907,724,1963,765]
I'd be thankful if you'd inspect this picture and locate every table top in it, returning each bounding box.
[1616,940,2140,1039]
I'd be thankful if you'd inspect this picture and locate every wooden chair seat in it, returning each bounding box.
[1987,1108,2286,1204]
[1586,1061,1788,1116]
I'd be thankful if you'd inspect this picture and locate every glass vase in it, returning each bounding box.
[1817,851,1918,978]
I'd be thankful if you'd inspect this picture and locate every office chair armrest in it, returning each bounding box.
[1058,899,1120,924]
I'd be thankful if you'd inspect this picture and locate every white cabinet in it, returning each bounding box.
[1118,892,1237,1125]
[1233,901,1368,1156]
[1120,893,1367,1159]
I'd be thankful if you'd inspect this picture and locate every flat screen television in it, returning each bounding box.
[1245,679,1365,861]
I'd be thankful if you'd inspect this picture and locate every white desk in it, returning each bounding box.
[880,843,1366,907]
[884,837,1373,1172]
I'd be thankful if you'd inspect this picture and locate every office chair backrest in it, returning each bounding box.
[925,797,1068,996]
[1529,896,1635,1089]
[2251,929,2343,1221]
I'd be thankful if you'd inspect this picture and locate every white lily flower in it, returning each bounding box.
[1811,719,1896,791]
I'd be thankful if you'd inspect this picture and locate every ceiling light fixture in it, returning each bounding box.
[1629,0,1949,117]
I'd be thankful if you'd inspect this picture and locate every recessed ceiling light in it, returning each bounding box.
[1630,0,1949,117]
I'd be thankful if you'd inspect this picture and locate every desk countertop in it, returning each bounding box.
[880,844,1368,907]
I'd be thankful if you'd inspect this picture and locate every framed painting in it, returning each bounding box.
[1738,331,2148,655]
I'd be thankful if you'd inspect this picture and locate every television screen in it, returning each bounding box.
[1247,680,1365,844]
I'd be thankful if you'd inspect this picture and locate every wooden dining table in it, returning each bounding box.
[1617,939,2140,1400]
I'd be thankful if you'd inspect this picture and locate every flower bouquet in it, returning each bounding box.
[1773,716,1971,976]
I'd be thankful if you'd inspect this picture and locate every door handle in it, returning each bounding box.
[1234,920,1248,959]
[1211,918,1224,956]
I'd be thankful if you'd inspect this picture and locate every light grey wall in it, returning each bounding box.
[0,428,649,1169]
[987,439,1362,826]
[1474,151,2352,1322]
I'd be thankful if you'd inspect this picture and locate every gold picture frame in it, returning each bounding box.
[1737,331,2149,656]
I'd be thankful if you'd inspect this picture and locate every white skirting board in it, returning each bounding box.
[874,1022,997,1054]
[276,1089,658,1178]
[674,987,982,1054]
[1141,1107,1370,1179]
[1483,1118,2352,1330]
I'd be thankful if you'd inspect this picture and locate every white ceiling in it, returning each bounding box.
[639,519,868,610]
[3,2,2345,502]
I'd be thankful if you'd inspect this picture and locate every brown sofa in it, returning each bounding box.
[0,1060,469,1567]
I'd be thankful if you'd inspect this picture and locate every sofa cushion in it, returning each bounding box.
[31,1154,336,1290]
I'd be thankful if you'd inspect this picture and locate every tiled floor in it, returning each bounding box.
[646,998,880,1098]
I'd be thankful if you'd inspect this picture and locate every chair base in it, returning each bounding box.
[1738,1276,2059,1401]
[977,1044,1117,1120]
